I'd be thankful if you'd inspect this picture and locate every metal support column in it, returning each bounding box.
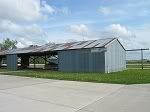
[21,55,29,69]
[141,49,143,70]
[33,56,36,69]
[0,58,2,68]
[44,55,47,65]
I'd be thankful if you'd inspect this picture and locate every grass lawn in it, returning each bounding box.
[127,63,150,68]
[0,69,150,84]
[0,68,12,72]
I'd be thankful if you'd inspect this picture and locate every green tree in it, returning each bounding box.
[0,38,18,50]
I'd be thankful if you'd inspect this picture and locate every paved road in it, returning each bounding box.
[0,75,149,112]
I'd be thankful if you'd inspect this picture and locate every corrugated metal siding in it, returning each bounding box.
[58,49,105,72]
[7,54,17,70]
[105,40,126,73]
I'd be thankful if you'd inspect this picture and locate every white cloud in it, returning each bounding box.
[17,38,33,48]
[0,20,47,47]
[0,0,55,23]
[70,24,89,36]
[105,24,135,39]
[68,23,149,50]
[98,24,150,50]
[0,0,72,48]
[0,20,46,38]
[0,0,60,47]
[124,24,150,60]
[41,1,56,14]
[0,20,19,33]
[69,24,136,43]
[69,24,96,40]
[132,24,150,48]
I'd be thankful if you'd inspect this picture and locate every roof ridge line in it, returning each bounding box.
[103,38,116,47]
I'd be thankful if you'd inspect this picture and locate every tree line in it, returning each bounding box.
[0,38,17,50]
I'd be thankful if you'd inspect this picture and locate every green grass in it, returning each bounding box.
[1,69,150,84]
[127,65,150,68]
[0,68,11,72]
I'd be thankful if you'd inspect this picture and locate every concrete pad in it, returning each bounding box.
[77,84,150,112]
[0,75,150,112]
[47,80,124,93]
[0,75,58,90]
[0,92,75,112]
[1,80,123,109]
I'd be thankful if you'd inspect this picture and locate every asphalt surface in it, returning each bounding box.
[0,75,149,112]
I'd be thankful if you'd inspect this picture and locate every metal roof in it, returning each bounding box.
[0,38,116,55]
[53,38,114,51]
[7,46,41,54]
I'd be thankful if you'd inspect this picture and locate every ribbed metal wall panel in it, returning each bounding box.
[105,40,126,73]
[7,54,17,70]
[58,49,105,72]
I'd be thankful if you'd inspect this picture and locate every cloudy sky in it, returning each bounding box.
[0,0,149,59]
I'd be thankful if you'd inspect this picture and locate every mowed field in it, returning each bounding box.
[127,62,150,69]
[2,62,150,69]
[0,68,150,84]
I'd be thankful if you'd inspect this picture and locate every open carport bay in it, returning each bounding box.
[0,75,150,112]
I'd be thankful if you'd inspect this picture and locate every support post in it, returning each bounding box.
[44,55,47,65]
[141,49,143,70]
[33,56,36,69]
[7,54,17,70]
[21,56,29,69]
[0,58,2,68]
